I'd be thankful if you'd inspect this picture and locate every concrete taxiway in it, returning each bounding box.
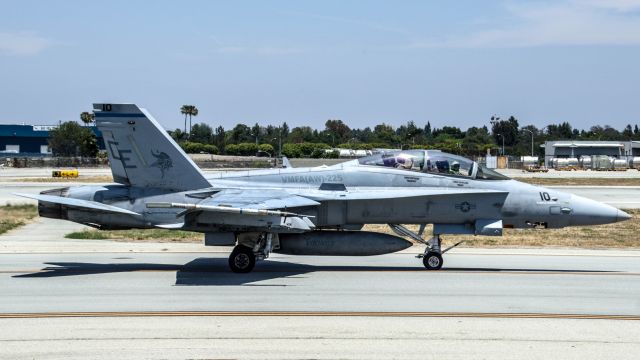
[0,248,639,359]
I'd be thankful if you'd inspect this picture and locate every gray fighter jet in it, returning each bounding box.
[16,104,631,273]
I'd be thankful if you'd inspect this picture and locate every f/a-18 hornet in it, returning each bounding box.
[17,104,631,273]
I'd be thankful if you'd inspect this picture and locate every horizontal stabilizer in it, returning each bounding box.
[13,193,140,216]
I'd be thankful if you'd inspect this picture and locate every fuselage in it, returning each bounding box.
[50,152,630,233]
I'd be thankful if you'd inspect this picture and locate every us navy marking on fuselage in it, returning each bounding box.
[455,201,476,212]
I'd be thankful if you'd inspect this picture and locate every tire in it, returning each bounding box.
[423,252,443,270]
[229,245,256,273]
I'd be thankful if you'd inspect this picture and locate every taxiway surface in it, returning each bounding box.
[1,251,639,315]
[0,250,639,359]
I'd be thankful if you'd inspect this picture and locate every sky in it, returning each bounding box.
[1,0,639,131]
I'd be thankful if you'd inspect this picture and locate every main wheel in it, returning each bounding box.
[229,245,256,273]
[423,252,443,270]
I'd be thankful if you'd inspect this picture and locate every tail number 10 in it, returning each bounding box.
[101,104,112,111]
[539,192,551,201]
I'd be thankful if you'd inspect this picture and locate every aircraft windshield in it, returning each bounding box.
[476,164,510,180]
[357,150,477,178]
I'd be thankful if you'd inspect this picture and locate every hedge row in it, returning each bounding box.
[179,141,219,154]
[225,143,275,156]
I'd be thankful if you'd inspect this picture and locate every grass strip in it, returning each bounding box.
[0,204,38,235]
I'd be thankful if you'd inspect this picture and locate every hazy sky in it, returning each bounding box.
[1,0,639,131]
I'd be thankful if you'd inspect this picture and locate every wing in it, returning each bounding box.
[203,188,319,209]
[147,189,319,232]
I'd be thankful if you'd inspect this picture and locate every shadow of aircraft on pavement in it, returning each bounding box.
[12,257,620,286]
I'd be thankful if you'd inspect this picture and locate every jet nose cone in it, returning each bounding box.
[569,195,628,226]
[617,209,632,223]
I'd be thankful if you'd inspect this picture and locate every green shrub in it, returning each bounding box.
[179,141,219,154]
[282,142,330,158]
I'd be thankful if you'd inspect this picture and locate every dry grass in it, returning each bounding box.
[64,210,640,249]
[515,177,640,186]
[365,209,640,249]
[0,204,38,235]
[65,228,202,243]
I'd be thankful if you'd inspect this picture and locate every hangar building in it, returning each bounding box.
[543,140,640,166]
[0,124,104,155]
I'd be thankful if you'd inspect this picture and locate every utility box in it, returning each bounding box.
[52,169,79,178]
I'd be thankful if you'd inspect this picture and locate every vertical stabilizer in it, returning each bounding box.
[94,103,210,191]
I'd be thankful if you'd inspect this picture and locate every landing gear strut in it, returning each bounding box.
[388,224,465,271]
[422,236,443,270]
[228,233,275,273]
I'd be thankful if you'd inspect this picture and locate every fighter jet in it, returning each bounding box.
[16,104,631,273]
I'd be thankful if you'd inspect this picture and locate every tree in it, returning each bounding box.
[79,111,95,126]
[324,119,351,144]
[490,116,520,154]
[424,121,432,139]
[214,126,226,152]
[372,123,398,146]
[180,105,199,135]
[547,122,574,139]
[251,123,262,144]
[49,122,98,157]
[169,128,187,142]
[190,123,213,144]
[228,124,253,144]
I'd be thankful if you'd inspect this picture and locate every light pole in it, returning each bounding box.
[522,129,534,157]
[272,137,280,157]
[490,115,505,156]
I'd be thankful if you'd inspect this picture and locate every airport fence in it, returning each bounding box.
[3,157,110,168]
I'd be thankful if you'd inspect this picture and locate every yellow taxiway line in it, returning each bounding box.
[0,311,638,320]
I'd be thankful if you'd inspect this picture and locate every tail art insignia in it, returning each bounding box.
[150,150,173,178]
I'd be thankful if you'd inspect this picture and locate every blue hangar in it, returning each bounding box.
[0,124,105,155]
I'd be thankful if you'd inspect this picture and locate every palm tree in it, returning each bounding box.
[180,105,190,134]
[189,106,198,136]
[180,105,199,137]
[79,111,95,126]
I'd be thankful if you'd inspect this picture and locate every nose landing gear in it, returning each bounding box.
[388,224,465,271]
[419,235,444,270]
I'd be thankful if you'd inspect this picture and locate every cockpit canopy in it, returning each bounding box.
[357,150,509,180]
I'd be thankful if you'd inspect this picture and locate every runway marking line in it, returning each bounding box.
[1,269,639,276]
[0,311,638,321]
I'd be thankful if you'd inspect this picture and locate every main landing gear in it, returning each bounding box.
[389,224,465,271]
[228,233,274,273]
[228,245,255,273]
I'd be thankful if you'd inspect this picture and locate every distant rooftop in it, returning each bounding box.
[0,124,101,137]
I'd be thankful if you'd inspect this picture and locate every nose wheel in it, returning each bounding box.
[423,252,443,270]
